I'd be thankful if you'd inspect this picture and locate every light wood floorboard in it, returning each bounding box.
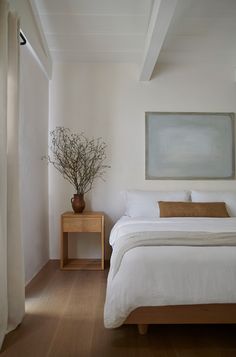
[1,260,236,357]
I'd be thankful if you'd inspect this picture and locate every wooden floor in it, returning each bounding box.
[1,261,236,357]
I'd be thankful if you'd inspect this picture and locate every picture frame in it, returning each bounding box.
[145,112,235,180]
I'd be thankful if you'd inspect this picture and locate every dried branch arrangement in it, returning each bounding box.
[43,127,110,194]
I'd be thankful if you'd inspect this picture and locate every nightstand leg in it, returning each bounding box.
[61,232,68,269]
[101,217,105,270]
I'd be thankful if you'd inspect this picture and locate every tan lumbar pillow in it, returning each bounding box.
[158,201,230,218]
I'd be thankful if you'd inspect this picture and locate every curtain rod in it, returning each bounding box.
[20,32,26,45]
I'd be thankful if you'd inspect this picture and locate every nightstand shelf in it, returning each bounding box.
[60,258,102,270]
[60,212,105,270]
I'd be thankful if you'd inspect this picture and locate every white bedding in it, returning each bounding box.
[104,217,236,328]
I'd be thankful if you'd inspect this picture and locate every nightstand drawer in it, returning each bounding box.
[63,217,102,232]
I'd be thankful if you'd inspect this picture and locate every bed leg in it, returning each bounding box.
[138,324,148,335]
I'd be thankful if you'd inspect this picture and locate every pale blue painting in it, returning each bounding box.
[145,112,235,179]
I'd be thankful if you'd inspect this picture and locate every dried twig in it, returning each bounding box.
[43,127,110,194]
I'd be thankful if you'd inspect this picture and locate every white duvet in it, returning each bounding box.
[104,217,236,328]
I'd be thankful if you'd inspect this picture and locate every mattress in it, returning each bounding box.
[104,216,236,328]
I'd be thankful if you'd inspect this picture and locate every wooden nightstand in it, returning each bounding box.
[60,211,105,270]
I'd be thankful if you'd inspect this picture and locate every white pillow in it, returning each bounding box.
[191,191,236,217]
[124,190,190,218]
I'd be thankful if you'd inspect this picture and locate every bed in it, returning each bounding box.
[104,190,236,334]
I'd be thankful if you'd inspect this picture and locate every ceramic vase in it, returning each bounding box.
[71,193,85,213]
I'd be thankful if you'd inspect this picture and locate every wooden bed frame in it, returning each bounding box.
[124,304,236,335]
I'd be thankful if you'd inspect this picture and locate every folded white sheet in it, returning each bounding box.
[104,217,236,328]
[109,216,236,246]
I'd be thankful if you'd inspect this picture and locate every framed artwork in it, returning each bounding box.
[145,112,235,179]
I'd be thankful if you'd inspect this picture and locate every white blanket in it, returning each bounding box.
[104,217,236,328]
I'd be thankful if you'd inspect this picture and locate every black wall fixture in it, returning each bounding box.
[20,32,26,45]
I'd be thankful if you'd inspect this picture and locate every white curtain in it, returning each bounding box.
[0,0,25,349]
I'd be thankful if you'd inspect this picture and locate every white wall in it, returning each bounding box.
[20,44,49,284]
[10,0,52,78]
[49,60,236,259]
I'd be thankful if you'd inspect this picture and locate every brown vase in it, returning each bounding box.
[71,193,85,213]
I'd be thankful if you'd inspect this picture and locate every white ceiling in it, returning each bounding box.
[33,0,153,62]
[161,0,236,65]
[33,0,236,79]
